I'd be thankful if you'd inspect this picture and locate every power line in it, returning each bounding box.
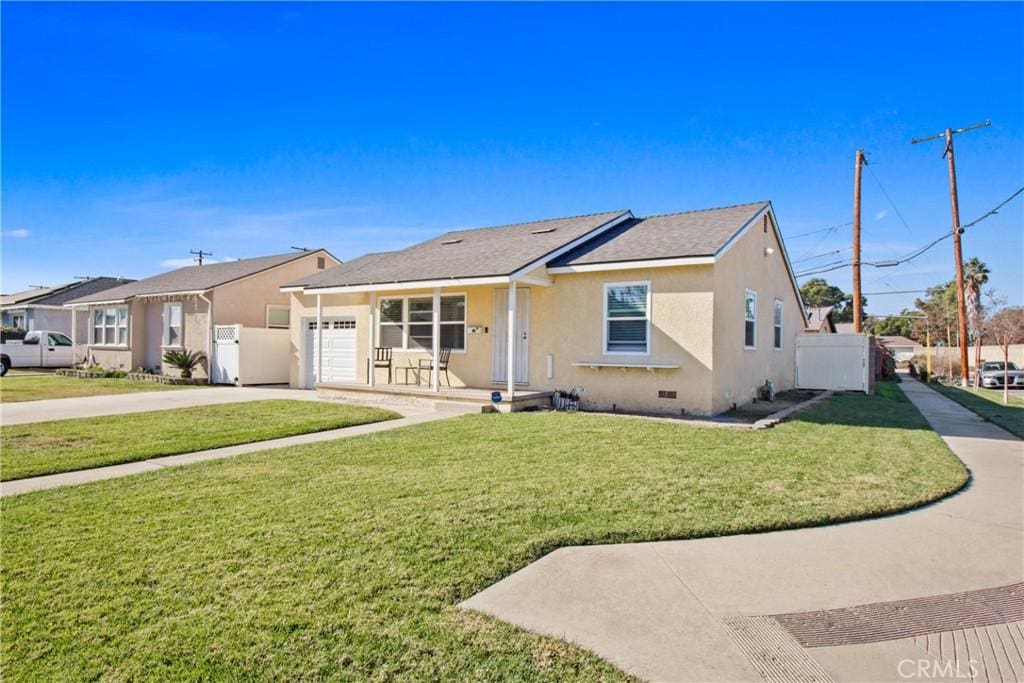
[866,165,914,236]
[784,222,852,240]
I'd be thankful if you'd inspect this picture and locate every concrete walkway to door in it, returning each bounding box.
[462,378,1024,682]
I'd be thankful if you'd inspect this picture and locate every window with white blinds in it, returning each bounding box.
[378,294,466,351]
[604,282,650,354]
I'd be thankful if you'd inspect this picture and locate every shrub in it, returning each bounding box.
[162,349,206,379]
[1,326,26,342]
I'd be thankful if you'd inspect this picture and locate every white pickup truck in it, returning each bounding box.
[0,331,75,375]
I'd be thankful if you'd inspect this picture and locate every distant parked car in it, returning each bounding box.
[978,361,1024,389]
[0,330,74,376]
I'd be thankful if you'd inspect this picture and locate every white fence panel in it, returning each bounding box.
[213,325,290,386]
[796,333,870,393]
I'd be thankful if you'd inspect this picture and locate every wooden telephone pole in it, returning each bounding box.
[912,120,989,387]
[852,149,866,333]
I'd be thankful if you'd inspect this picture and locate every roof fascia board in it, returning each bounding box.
[64,298,131,308]
[547,255,715,274]
[512,211,634,280]
[1,304,71,311]
[305,275,512,295]
[135,289,209,298]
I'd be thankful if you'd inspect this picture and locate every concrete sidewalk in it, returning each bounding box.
[462,378,1024,682]
[1,408,457,497]
[0,386,323,426]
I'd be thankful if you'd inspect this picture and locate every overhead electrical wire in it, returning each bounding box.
[794,185,1023,278]
[866,165,915,236]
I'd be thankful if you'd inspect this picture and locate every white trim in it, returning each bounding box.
[162,302,184,348]
[603,280,651,356]
[773,298,784,351]
[89,304,130,347]
[744,289,757,350]
[715,204,771,259]
[431,288,441,392]
[0,304,69,311]
[548,255,715,274]
[65,298,127,308]
[306,275,510,295]
[509,211,633,280]
[137,289,207,299]
[266,304,290,329]
[573,361,679,370]
[279,286,306,293]
[507,282,516,397]
[367,291,377,387]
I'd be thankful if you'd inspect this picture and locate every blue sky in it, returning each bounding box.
[2,2,1022,314]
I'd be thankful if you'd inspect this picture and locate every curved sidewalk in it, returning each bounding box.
[462,379,1024,682]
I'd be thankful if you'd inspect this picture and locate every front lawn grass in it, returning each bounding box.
[0,400,401,481]
[930,383,1024,438]
[1,382,967,680]
[0,374,203,403]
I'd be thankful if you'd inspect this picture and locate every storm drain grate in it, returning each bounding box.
[774,583,1024,648]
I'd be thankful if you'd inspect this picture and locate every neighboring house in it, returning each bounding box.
[283,201,806,415]
[1,277,133,338]
[835,322,855,334]
[803,305,837,333]
[65,250,339,378]
[876,335,918,362]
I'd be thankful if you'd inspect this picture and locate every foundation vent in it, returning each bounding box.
[658,390,677,399]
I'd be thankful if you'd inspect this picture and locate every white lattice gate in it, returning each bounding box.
[212,325,241,385]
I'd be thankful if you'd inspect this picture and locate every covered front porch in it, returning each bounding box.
[315,381,552,413]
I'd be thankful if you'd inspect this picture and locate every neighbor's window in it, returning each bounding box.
[267,305,290,329]
[10,313,25,329]
[605,282,650,354]
[377,295,466,351]
[163,302,183,347]
[773,299,783,350]
[92,305,129,346]
[744,290,757,349]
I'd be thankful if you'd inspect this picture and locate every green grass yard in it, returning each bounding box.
[930,383,1024,438]
[0,400,400,481]
[0,383,967,680]
[0,374,204,403]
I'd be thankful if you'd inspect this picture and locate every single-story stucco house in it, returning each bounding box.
[65,250,339,378]
[1,277,132,337]
[282,201,806,415]
[804,305,837,333]
[877,335,918,362]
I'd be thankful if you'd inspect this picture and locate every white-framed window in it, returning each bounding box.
[744,290,757,349]
[267,305,290,329]
[377,294,466,351]
[604,281,650,355]
[92,305,129,346]
[773,298,783,350]
[9,312,26,330]
[163,302,183,347]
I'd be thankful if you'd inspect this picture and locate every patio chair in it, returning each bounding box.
[417,347,452,387]
[373,346,393,384]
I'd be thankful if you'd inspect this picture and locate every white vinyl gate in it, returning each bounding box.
[212,325,291,386]
[304,317,357,388]
[795,333,870,393]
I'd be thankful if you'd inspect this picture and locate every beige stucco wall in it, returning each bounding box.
[711,212,805,413]
[214,251,338,328]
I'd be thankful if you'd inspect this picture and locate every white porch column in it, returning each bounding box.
[507,281,517,399]
[315,294,323,384]
[368,291,377,387]
[431,287,441,392]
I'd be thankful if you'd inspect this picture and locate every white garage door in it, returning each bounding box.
[304,317,357,388]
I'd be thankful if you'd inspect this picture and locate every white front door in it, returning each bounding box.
[304,317,357,388]
[491,288,530,384]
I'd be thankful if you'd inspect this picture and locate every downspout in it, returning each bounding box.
[199,291,213,383]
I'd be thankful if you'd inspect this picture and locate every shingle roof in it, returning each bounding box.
[878,335,918,347]
[68,251,329,304]
[549,201,769,267]
[289,211,630,289]
[804,305,835,331]
[1,277,134,308]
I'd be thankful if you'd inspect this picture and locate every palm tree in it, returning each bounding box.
[963,257,990,387]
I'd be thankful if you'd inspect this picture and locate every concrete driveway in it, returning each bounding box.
[0,386,323,426]
[463,379,1024,682]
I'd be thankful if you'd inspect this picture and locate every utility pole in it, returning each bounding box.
[190,249,213,265]
[852,149,866,333]
[912,120,989,387]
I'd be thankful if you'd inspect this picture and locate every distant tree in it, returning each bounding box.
[983,295,1024,405]
[963,258,990,386]
[800,278,867,323]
